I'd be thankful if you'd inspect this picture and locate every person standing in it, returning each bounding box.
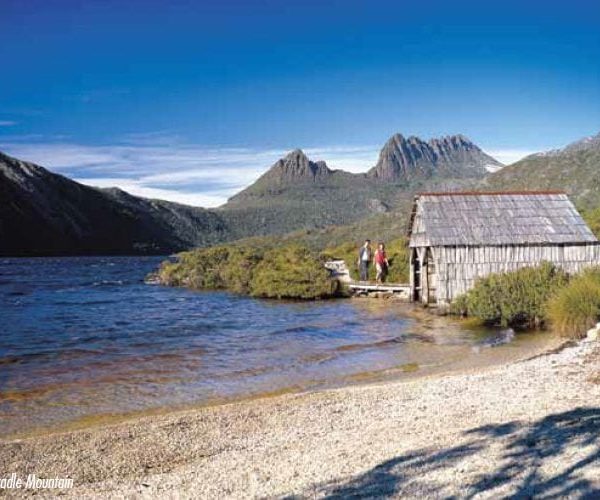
[358,240,372,281]
[374,242,389,284]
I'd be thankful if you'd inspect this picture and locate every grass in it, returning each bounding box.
[546,267,600,338]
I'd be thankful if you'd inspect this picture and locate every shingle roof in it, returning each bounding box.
[408,191,598,247]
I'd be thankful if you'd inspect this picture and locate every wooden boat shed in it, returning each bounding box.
[408,191,600,305]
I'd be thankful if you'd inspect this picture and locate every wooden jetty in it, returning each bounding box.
[348,282,410,299]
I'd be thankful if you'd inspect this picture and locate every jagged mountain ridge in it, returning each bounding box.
[228,133,499,203]
[367,133,503,181]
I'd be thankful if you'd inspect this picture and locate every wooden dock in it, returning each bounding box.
[348,282,410,299]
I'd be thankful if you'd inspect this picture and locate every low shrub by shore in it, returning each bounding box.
[157,244,338,300]
[452,262,600,339]
[546,268,600,338]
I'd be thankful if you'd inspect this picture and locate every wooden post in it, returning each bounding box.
[409,248,415,301]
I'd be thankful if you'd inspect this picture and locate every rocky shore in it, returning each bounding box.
[1,340,598,499]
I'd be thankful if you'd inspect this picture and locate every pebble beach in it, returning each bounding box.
[1,339,599,499]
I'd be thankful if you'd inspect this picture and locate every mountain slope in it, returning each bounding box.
[0,152,229,256]
[483,132,600,208]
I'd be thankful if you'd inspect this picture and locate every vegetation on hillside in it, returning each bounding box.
[232,211,411,251]
[580,207,600,239]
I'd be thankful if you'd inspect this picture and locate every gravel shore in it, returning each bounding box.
[1,340,599,499]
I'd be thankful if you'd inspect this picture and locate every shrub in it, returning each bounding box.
[250,245,336,299]
[157,244,337,299]
[158,246,255,290]
[221,246,264,294]
[546,267,600,338]
[459,262,569,328]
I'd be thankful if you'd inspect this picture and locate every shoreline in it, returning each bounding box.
[2,338,598,498]
[2,320,561,442]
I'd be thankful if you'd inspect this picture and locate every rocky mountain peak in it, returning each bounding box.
[259,149,332,185]
[367,133,503,181]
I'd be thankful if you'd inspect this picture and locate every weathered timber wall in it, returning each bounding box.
[430,243,600,304]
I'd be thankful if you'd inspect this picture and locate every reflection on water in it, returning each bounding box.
[0,257,553,436]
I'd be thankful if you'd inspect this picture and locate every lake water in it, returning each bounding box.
[0,256,553,437]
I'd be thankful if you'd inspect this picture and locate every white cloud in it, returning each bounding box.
[0,121,17,127]
[0,137,544,207]
[486,149,539,165]
[0,140,380,207]
[74,177,229,207]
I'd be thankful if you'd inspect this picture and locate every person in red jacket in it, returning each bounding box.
[374,242,390,284]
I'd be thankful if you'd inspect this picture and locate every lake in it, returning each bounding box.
[0,256,553,436]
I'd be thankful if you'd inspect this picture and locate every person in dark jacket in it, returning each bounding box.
[357,240,372,281]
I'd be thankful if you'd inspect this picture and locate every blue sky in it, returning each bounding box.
[1,0,599,206]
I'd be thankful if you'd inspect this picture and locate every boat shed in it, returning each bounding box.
[408,191,600,305]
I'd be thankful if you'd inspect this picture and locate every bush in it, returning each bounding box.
[457,262,569,328]
[250,245,336,299]
[157,244,337,299]
[546,267,600,338]
[159,246,231,288]
[322,238,410,282]
[221,246,264,294]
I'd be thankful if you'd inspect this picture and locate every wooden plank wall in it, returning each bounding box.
[430,243,600,304]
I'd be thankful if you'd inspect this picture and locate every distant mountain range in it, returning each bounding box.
[1,130,598,256]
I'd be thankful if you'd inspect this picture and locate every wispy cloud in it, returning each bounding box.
[0,137,543,206]
[0,121,17,127]
[487,149,540,165]
[0,139,380,207]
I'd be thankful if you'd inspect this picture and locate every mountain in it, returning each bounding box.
[0,132,502,256]
[0,152,229,256]
[367,134,503,181]
[251,148,332,186]
[224,134,500,237]
[483,132,600,209]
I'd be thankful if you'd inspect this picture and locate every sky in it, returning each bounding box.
[1,0,599,206]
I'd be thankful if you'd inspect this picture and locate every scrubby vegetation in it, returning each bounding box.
[452,263,600,338]
[546,267,600,338]
[581,207,600,239]
[451,263,569,329]
[250,245,337,299]
[322,237,410,283]
[158,244,337,300]
[159,233,411,300]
